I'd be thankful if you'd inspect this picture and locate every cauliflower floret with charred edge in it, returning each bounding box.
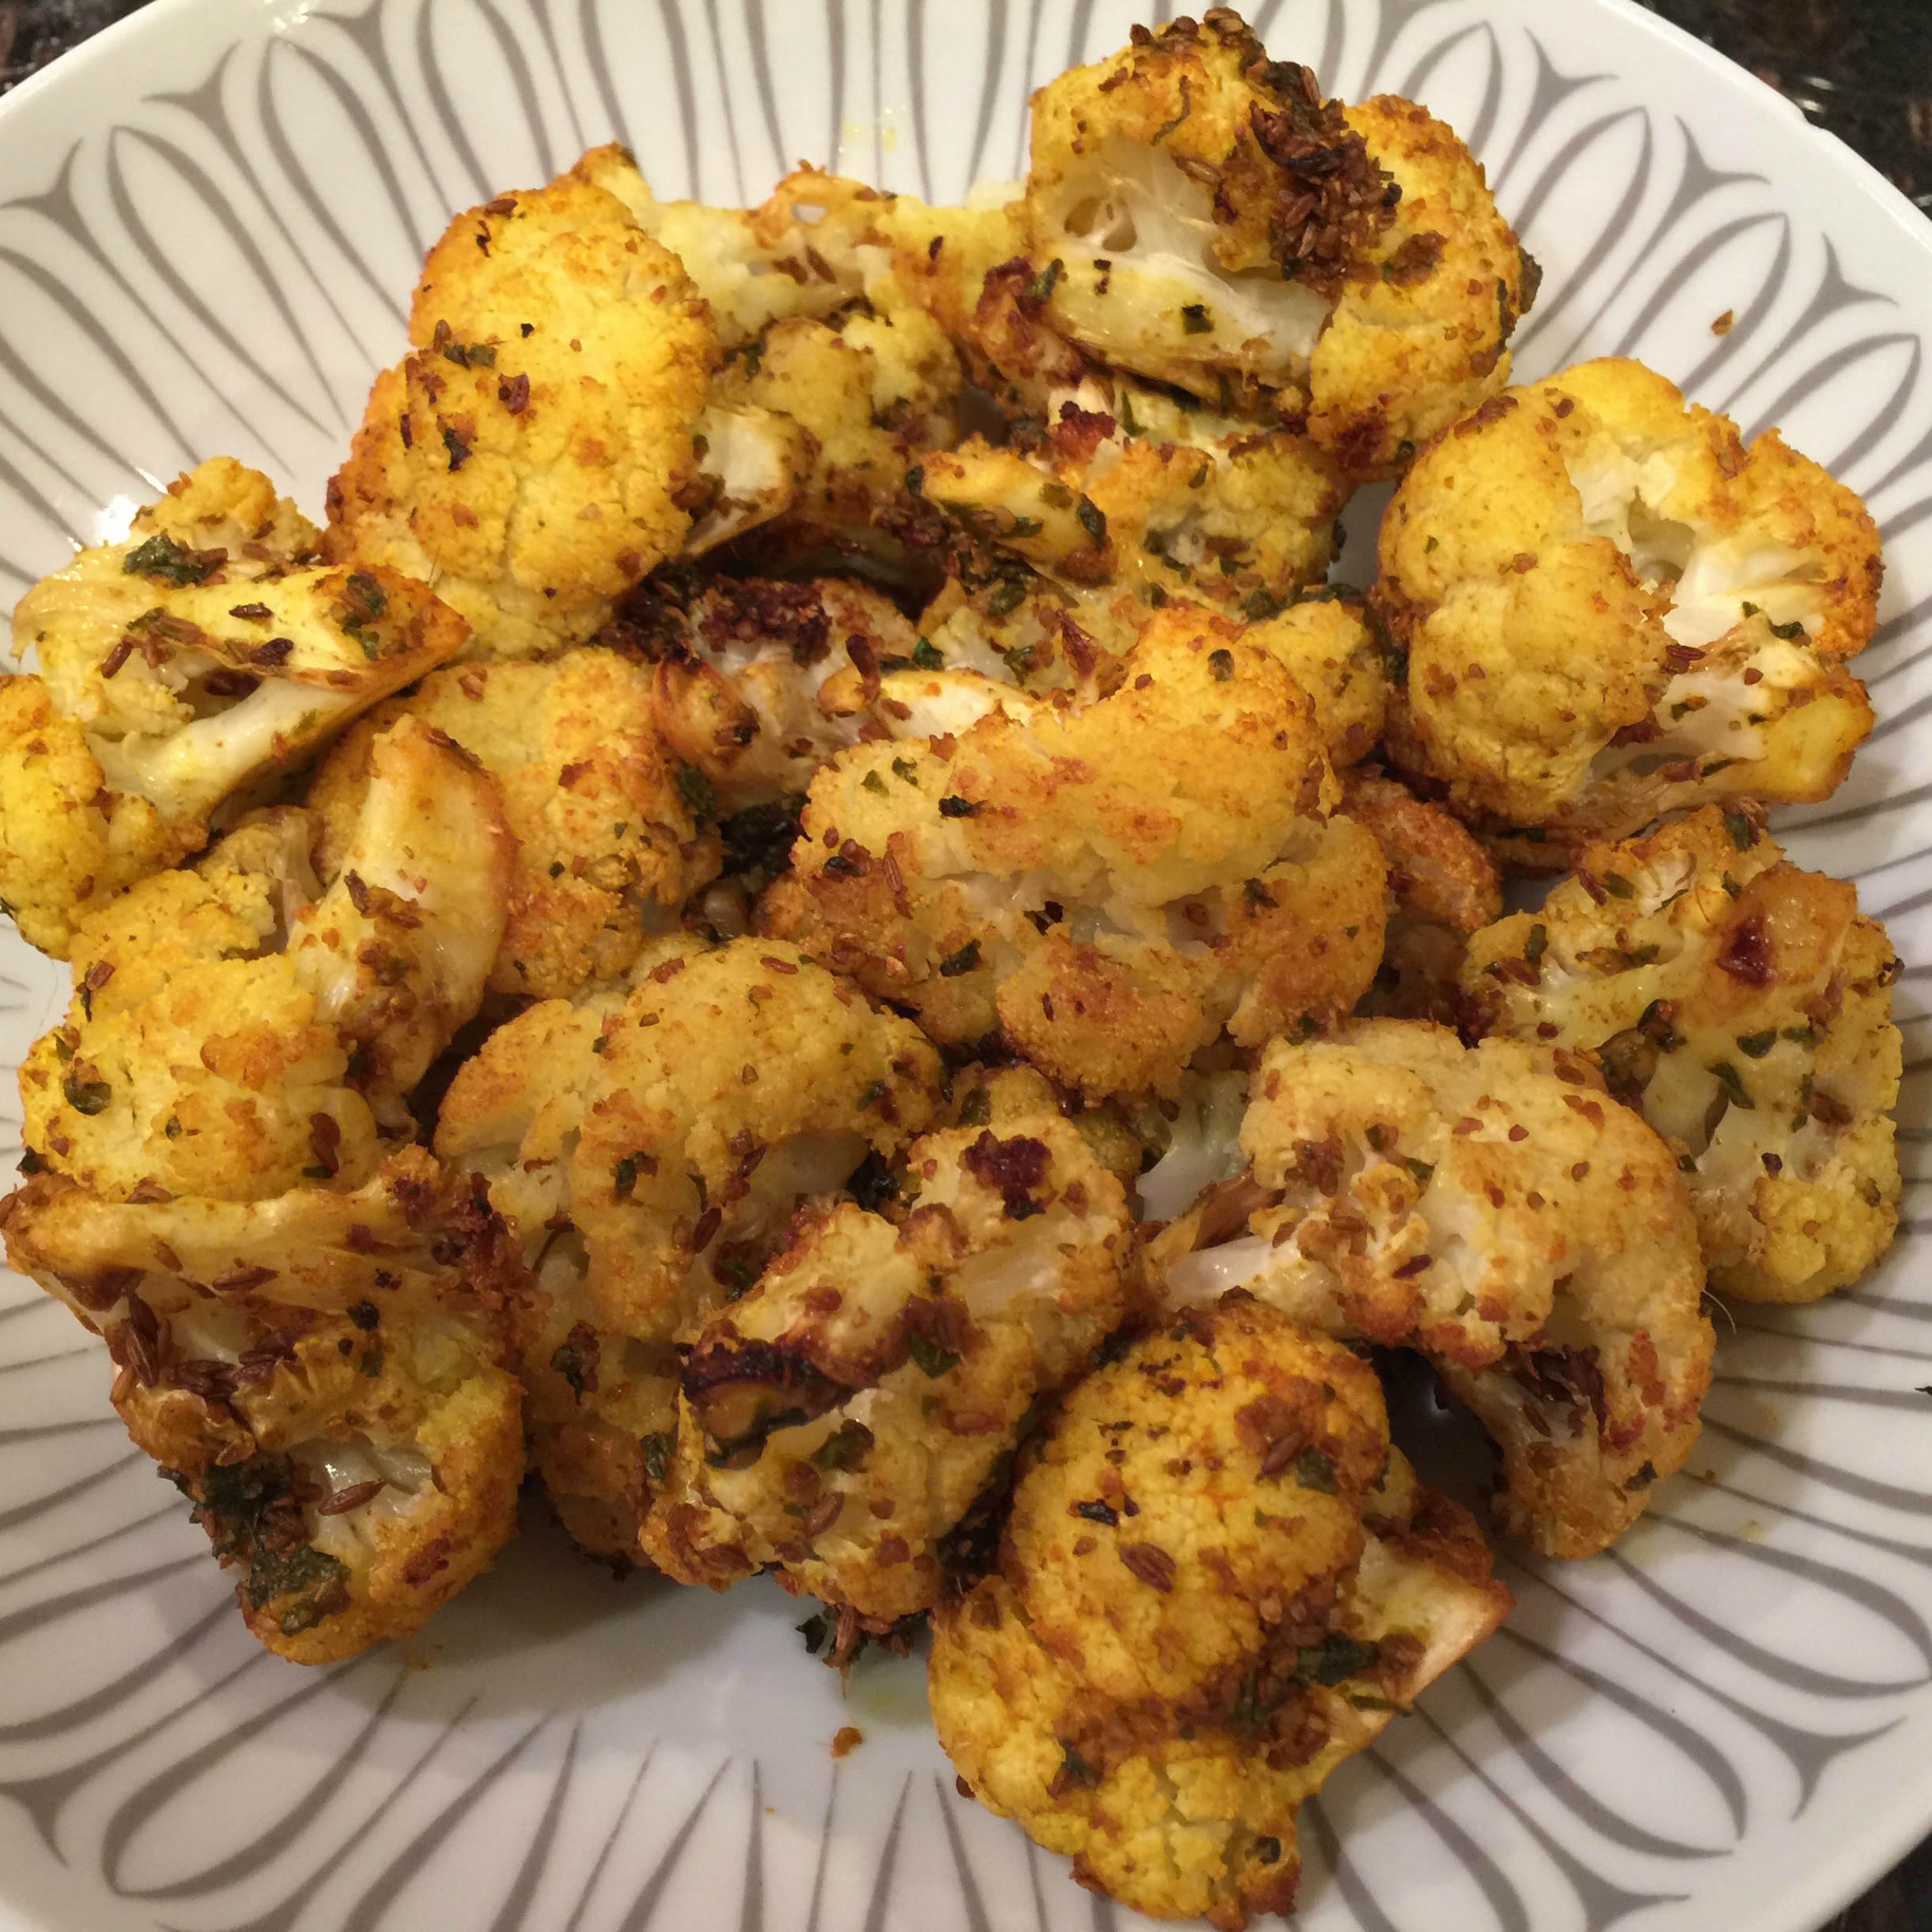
[644,1080,1132,1625]
[436,937,945,1560]
[929,1294,1511,1930]
[1022,13,1531,476]
[761,603,1387,1099]
[1345,766,1502,1022]
[614,572,920,813]
[913,404,1344,620]
[1461,806,1902,1303]
[325,165,715,660]
[1377,358,1882,853]
[0,1148,528,1664]
[305,647,716,1001]
[1155,1024,1715,1557]
[19,716,512,1199]
[2,460,468,955]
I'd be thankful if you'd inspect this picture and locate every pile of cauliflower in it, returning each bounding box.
[0,9,1902,1925]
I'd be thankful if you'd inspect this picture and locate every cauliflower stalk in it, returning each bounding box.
[929,1294,1511,1930]
[1155,1022,1715,1557]
[1462,805,1902,1302]
[2,458,468,955]
[0,1148,527,1664]
[762,602,1388,1099]
[1378,358,1881,849]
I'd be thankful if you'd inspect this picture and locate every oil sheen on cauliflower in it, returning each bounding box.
[325,162,716,660]
[2,458,468,955]
[18,716,511,1199]
[436,936,944,1561]
[0,1148,527,1664]
[305,646,716,1001]
[1378,357,1882,851]
[1155,1022,1715,1557]
[1462,805,1902,1303]
[760,602,1387,1099]
[929,1294,1511,1930]
[645,1074,1131,1626]
[1022,12,1532,474]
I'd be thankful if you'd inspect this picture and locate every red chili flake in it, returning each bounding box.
[689,1205,722,1253]
[498,371,531,413]
[344,871,372,914]
[251,637,295,666]
[1393,1254,1434,1277]
[211,1263,278,1294]
[309,1113,343,1178]
[648,956,688,984]
[100,637,134,680]
[1716,913,1774,987]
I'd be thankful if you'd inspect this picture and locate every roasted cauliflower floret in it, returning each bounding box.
[2,460,468,954]
[1156,1024,1714,1556]
[1022,12,1529,474]
[0,1148,527,1664]
[930,1295,1510,1929]
[1462,806,1902,1302]
[436,937,945,1558]
[645,1089,1132,1622]
[616,572,918,811]
[1378,358,1882,850]
[762,603,1387,1098]
[305,646,713,1001]
[1344,766,1501,1022]
[20,716,511,1197]
[576,147,879,348]
[325,164,715,660]
[914,404,1343,619]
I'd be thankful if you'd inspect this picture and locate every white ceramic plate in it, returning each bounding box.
[3,2,1932,1928]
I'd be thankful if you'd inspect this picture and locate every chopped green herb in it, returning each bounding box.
[123,533,222,586]
[1736,1030,1777,1059]
[912,637,944,670]
[676,762,718,820]
[1724,810,1756,852]
[1293,1447,1337,1494]
[1179,303,1213,334]
[908,1332,960,1379]
[939,940,981,978]
[1295,1631,1379,1686]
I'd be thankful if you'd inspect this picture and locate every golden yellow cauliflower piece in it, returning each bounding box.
[645,1083,1131,1623]
[20,716,511,1199]
[1378,358,1882,850]
[306,646,715,1001]
[1462,806,1902,1303]
[1156,1023,1714,1556]
[617,573,918,811]
[2,459,467,954]
[436,937,945,1560]
[0,1148,527,1664]
[326,163,715,660]
[575,147,879,349]
[914,404,1343,618]
[762,603,1386,1098]
[1344,765,1501,1022]
[1022,13,1529,474]
[929,1295,1510,1929]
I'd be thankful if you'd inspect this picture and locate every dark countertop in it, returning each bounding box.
[1,0,1929,1928]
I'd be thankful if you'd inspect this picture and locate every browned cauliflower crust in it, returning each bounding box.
[913,405,1344,622]
[645,1085,1131,1623]
[1378,358,1882,852]
[1155,1024,1714,1556]
[0,1148,528,1664]
[929,1295,1510,1929]
[436,938,945,1560]
[1462,807,1902,1303]
[305,646,713,1001]
[19,716,511,1199]
[1021,12,1530,474]
[761,603,1387,1099]
[1345,766,1502,1022]
[614,573,917,811]
[325,166,715,660]
[2,459,467,954]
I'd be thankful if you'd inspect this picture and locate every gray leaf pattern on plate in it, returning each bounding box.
[1,2,1930,1929]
